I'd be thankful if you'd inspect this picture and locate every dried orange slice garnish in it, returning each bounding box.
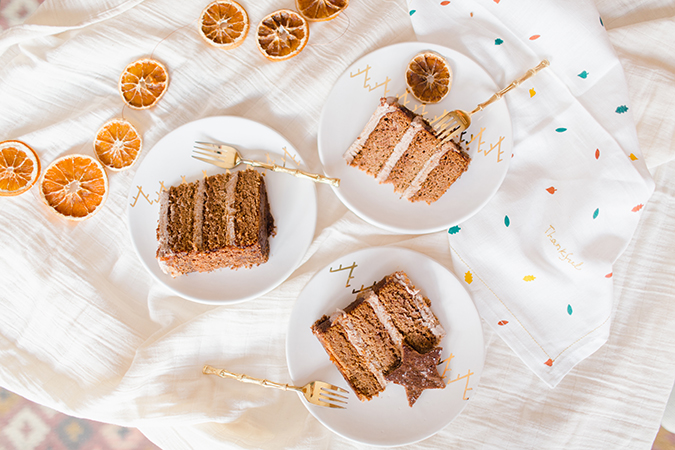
[256,9,309,61]
[0,140,41,197]
[405,51,452,104]
[40,154,108,221]
[119,58,169,110]
[296,0,348,21]
[199,0,249,49]
[94,118,143,171]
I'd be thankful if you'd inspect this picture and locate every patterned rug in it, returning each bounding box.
[0,388,159,450]
[0,0,43,29]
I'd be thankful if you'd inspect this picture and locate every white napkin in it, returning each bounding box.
[409,0,655,387]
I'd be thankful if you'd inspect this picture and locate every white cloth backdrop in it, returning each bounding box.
[0,0,674,449]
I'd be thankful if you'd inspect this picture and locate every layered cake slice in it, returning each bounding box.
[156,168,275,277]
[344,97,471,204]
[311,271,445,403]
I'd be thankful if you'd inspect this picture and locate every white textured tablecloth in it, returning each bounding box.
[1,0,675,449]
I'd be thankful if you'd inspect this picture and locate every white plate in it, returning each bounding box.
[318,42,512,234]
[127,116,317,305]
[286,247,485,447]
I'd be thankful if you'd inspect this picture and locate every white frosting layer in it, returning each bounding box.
[363,290,403,346]
[192,179,206,250]
[224,173,238,246]
[375,116,423,183]
[339,314,388,387]
[401,141,461,200]
[156,189,171,262]
[393,272,446,339]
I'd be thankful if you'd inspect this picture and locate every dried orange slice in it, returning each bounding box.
[199,0,249,49]
[0,140,40,197]
[405,51,452,104]
[94,118,142,171]
[40,154,108,221]
[256,9,309,61]
[119,58,169,110]
[296,0,348,21]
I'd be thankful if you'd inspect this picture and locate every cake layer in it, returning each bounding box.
[405,146,470,203]
[386,118,442,194]
[312,312,388,401]
[372,271,445,354]
[345,98,414,177]
[156,169,275,277]
[311,271,446,402]
[344,97,470,204]
[202,173,235,250]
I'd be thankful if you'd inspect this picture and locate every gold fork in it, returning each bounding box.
[202,364,348,409]
[433,59,550,144]
[193,142,340,187]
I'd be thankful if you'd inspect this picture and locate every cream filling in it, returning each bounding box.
[224,173,238,246]
[363,290,403,347]
[375,116,423,183]
[338,314,388,387]
[192,178,206,250]
[393,272,446,339]
[400,145,447,199]
[401,140,461,200]
[343,100,400,164]
[156,189,171,261]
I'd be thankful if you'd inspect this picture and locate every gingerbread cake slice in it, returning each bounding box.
[156,168,275,277]
[312,271,445,402]
[344,97,470,204]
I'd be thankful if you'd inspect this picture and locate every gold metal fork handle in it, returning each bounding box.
[241,160,341,187]
[470,59,550,115]
[203,365,302,393]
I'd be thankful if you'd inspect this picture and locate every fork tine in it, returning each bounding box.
[192,147,222,157]
[191,155,231,169]
[438,124,461,141]
[432,112,454,129]
[194,141,221,149]
[319,389,349,403]
[315,398,347,409]
[318,393,348,406]
[320,386,349,399]
[193,145,223,155]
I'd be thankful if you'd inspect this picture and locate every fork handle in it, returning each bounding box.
[241,160,340,187]
[203,365,302,393]
[470,59,550,115]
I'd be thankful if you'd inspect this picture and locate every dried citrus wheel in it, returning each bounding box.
[118,58,169,110]
[199,0,249,49]
[40,154,108,221]
[296,0,348,21]
[256,9,309,61]
[93,118,142,171]
[0,140,41,197]
[405,51,452,104]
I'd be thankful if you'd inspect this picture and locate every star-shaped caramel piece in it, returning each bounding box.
[385,345,445,407]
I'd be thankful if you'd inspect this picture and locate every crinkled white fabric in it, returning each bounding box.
[0,0,674,449]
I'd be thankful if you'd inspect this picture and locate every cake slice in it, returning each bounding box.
[311,271,445,402]
[344,97,470,204]
[156,168,275,277]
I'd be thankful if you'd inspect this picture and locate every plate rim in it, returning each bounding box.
[126,115,318,305]
[317,41,513,235]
